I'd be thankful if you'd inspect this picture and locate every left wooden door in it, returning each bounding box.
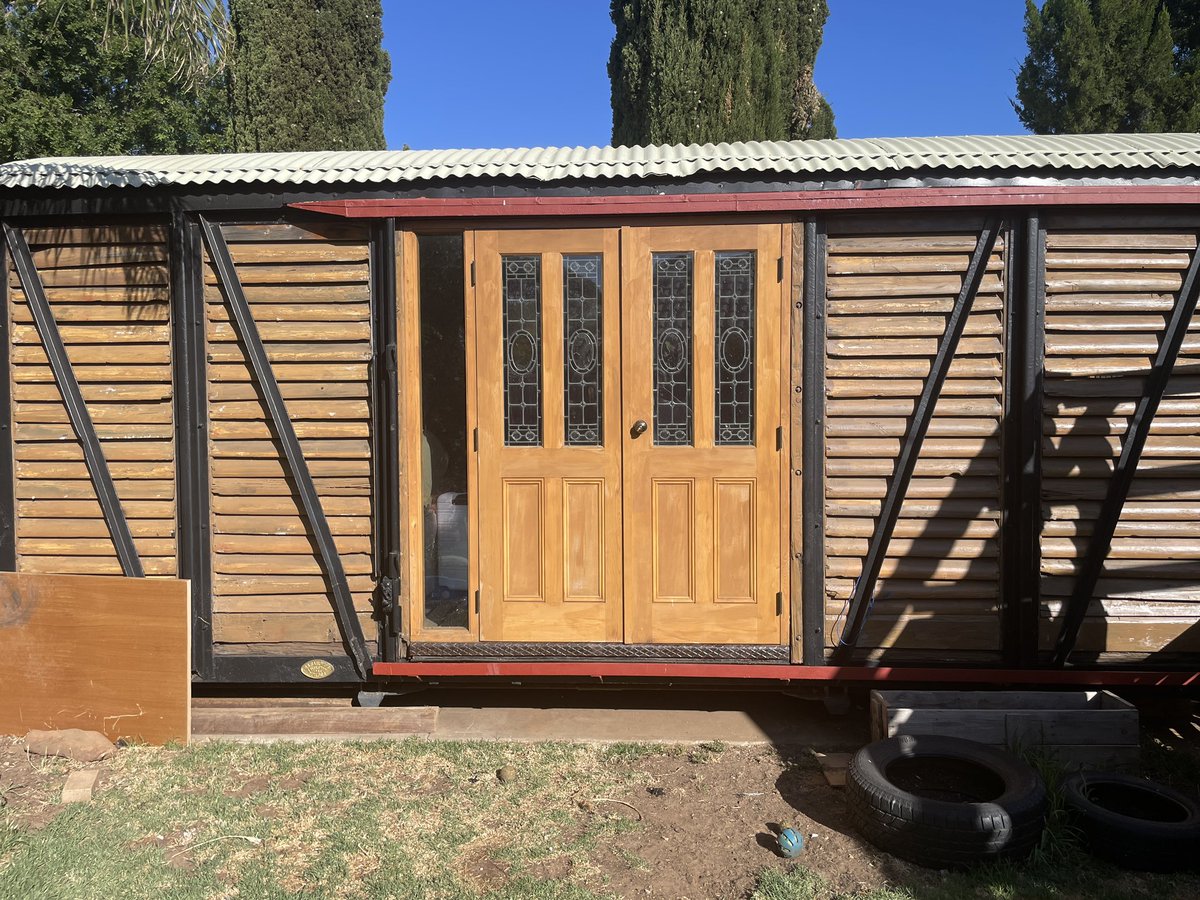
[474,229,623,642]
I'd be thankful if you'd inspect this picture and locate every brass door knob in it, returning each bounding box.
[630,420,648,438]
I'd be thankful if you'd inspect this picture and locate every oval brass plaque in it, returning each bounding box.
[300,659,335,680]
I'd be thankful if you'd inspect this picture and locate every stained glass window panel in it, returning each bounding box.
[502,255,542,446]
[563,254,603,446]
[652,252,693,446]
[714,251,756,445]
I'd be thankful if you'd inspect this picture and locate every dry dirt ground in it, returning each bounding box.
[2,702,1200,899]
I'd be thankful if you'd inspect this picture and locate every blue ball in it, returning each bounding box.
[778,827,805,858]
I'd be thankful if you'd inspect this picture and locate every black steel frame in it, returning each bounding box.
[198,216,374,680]
[370,219,403,661]
[1052,229,1200,666]
[3,221,144,578]
[1002,214,1045,667]
[0,232,13,571]
[800,220,827,665]
[171,212,214,679]
[830,217,1003,663]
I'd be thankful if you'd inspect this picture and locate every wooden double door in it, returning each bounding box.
[473,225,787,645]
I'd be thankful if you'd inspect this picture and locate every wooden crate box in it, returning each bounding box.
[870,690,1139,769]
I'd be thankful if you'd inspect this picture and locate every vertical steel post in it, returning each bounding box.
[0,227,14,571]
[801,220,827,665]
[171,211,214,679]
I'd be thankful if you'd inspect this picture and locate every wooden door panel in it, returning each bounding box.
[475,229,622,642]
[623,225,787,645]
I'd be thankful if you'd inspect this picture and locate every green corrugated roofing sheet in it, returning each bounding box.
[3,133,1200,190]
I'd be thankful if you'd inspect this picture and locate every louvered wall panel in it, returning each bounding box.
[8,223,177,576]
[822,230,1006,661]
[1040,228,1200,656]
[203,221,376,653]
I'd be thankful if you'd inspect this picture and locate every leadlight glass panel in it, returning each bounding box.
[714,251,756,445]
[652,252,693,446]
[502,255,542,446]
[563,254,603,446]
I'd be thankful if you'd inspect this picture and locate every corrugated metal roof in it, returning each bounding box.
[3,133,1200,190]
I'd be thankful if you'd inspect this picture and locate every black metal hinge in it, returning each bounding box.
[474,589,481,615]
[776,592,783,616]
[473,427,478,451]
[777,256,784,282]
[776,426,783,451]
[470,259,476,287]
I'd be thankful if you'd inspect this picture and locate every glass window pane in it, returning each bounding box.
[652,252,693,446]
[563,254,603,446]
[714,251,756,445]
[502,255,543,447]
[417,234,469,629]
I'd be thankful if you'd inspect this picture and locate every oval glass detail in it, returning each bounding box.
[508,330,538,375]
[720,327,750,373]
[658,327,688,374]
[568,330,597,374]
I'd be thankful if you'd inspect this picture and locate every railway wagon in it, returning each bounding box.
[3,134,1200,690]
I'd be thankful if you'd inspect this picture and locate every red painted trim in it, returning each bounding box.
[293,185,1200,219]
[371,660,1199,687]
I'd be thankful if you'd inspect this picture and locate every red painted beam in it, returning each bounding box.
[293,185,1200,219]
[371,660,1199,687]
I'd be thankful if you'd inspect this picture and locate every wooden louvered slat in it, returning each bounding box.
[9,222,177,579]
[822,229,1005,657]
[204,222,377,654]
[1040,228,1200,654]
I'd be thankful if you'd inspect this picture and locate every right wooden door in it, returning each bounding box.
[620,225,787,645]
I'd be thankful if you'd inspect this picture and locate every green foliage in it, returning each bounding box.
[228,0,390,152]
[91,0,230,90]
[1014,0,1200,134]
[608,0,836,146]
[0,0,229,161]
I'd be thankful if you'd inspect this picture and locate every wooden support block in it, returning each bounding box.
[190,706,438,738]
[61,769,100,804]
[813,751,852,788]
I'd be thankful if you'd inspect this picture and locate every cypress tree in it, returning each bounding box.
[1014,0,1191,134]
[229,0,390,152]
[608,0,836,146]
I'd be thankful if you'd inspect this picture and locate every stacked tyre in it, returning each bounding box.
[846,734,1048,869]
[1060,771,1200,873]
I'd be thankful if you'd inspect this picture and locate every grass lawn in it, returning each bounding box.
[1,731,1198,899]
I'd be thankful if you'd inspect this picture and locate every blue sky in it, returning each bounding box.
[381,1,1031,150]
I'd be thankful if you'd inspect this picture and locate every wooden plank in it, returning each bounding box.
[0,572,189,743]
[190,706,436,737]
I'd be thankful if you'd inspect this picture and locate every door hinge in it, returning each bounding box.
[474,589,481,615]
[776,425,783,451]
[776,591,783,616]
[777,256,784,283]
[470,259,476,287]
[473,427,478,451]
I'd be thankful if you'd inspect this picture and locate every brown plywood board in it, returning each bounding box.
[0,572,190,744]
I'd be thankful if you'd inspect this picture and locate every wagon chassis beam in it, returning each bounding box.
[830,217,1003,664]
[1052,231,1200,666]
[199,216,373,680]
[3,221,144,578]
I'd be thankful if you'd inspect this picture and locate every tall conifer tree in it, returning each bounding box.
[229,0,390,152]
[608,0,835,146]
[1014,0,1197,133]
